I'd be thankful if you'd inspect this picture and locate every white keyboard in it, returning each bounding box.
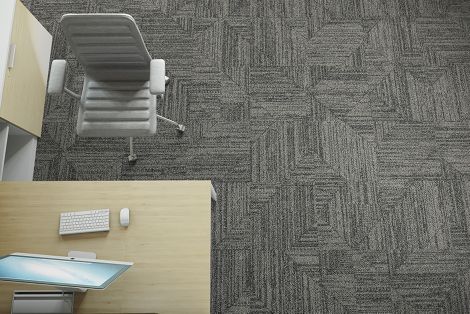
[59,209,110,235]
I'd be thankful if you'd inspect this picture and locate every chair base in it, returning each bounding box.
[157,114,186,133]
[128,137,137,162]
[126,117,185,163]
[128,153,138,162]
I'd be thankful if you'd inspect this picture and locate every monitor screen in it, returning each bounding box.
[0,253,132,289]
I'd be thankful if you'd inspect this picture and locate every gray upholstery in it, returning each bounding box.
[60,14,151,69]
[77,77,156,137]
[58,14,161,137]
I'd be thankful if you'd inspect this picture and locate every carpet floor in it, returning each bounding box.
[28,0,470,312]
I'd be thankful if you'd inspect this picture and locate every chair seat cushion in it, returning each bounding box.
[77,78,157,137]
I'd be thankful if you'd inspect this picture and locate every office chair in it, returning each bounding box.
[47,14,185,162]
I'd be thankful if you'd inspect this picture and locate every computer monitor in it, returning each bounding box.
[0,252,133,290]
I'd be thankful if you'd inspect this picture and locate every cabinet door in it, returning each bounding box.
[0,0,52,137]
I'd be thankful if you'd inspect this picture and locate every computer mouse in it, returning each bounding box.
[120,208,130,227]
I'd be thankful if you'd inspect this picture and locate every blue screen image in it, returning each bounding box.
[0,255,130,288]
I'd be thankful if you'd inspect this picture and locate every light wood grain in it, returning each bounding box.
[0,0,52,137]
[0,0,16,103]
[0,181,212,314]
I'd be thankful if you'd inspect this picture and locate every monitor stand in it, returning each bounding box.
[10,251,97,314]
[65,250,97,293]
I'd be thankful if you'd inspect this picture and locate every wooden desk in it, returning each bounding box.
[0,181,212,314]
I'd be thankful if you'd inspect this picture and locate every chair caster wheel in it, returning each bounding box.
[177,124,186,133]
[128,154,138,162]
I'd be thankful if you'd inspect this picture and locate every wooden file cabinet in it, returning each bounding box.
[0,0,52,180]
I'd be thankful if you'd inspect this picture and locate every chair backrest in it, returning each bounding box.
[60,14,152,71]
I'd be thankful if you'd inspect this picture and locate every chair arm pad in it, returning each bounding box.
[150,59,165,95]
[48,60,67,94]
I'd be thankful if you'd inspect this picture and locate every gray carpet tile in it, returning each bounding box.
[27,0,470,312]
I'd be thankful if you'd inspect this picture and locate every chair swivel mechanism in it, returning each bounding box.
[47,14,185,162]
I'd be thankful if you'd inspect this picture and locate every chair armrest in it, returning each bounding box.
[150,59,165,95]
[48,60,67,94]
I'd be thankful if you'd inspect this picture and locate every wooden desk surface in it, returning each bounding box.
[0,181,212,314]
